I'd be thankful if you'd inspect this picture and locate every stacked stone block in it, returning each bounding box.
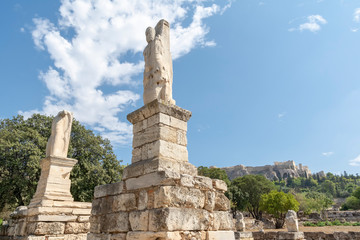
[88,100,235,240]
[5,202,91,240]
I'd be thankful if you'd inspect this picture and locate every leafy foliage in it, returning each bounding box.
[259,190,299,228]
[229,175,275,219]
[275,172,360,198]
[305,191,333,212]
[342,187,360,210]
[0,114,124,212]
[294,191,332,214]
[303,220,360,227]
[197,166,230,186]
[319,180,336,197]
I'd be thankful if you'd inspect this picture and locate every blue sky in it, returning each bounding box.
[1,0,360,175]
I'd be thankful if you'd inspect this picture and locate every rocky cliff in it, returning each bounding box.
[221,160,312,181]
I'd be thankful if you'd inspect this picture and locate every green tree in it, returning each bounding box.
[229,175,275,219]
[287,177,302,189]
[259,190,299,228]
[342,196,360,210]
[342,186,360,210]
[302,177,318,188]
[293,192,309,214]
[352,186,360,199]
[305,191,333,213]
[320,180,336,197]
[197,166,230,186]
[326,172,335,181]
[0,114,124,212]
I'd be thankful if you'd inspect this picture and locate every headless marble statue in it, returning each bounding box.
[46,110,73,158]
[143,19,175,105]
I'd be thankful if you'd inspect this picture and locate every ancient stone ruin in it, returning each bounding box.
[285,210,299,232]
[222,160,312,181]
[2,111,91,240]
[87,19,235,240]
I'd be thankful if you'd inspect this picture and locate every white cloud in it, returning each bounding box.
[322,152,334,157]
[299,15,327,32]
[354,8,360,22]
[349,154,360,166]
[351,28,359,32]
[278,112,286,119]
[23,0,230,145]
[289,15,327,33]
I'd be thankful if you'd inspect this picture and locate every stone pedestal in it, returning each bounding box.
[3,157,91,240]
[30,156,77,206]
[88,100,235,240]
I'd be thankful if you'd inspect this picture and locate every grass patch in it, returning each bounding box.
[303,220,360,227]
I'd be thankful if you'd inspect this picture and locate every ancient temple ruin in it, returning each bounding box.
[223,160,313,181]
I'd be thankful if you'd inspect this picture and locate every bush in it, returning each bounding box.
[342,196,360,210]
[325,221,332,226]
[316,221,326,227]
[332,220,341,226]
[303,221,315,227]
[303,220,360,227]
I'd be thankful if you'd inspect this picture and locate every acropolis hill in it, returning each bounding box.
[221,160,324,181]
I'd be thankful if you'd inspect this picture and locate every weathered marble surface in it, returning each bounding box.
[285,210,299,232]
[143,19,175,105]
[235,213,246,232]
[46,110,73,158]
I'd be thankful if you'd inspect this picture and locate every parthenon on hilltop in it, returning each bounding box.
[222,160,314,180]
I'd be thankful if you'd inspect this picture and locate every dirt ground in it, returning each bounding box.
[258,226,360,233]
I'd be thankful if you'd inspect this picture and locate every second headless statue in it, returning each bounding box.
[143,19,175,105]
[46,110,73,158]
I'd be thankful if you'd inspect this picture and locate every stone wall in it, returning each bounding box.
[237,231,360,240]
[304,232,360,240]
[324,211,360,222]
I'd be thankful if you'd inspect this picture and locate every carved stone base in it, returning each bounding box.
[88,101,235,240]
[30,156,78,206]
[90,172,234,240]
[2,201,91,240]
[0,153,92,240]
